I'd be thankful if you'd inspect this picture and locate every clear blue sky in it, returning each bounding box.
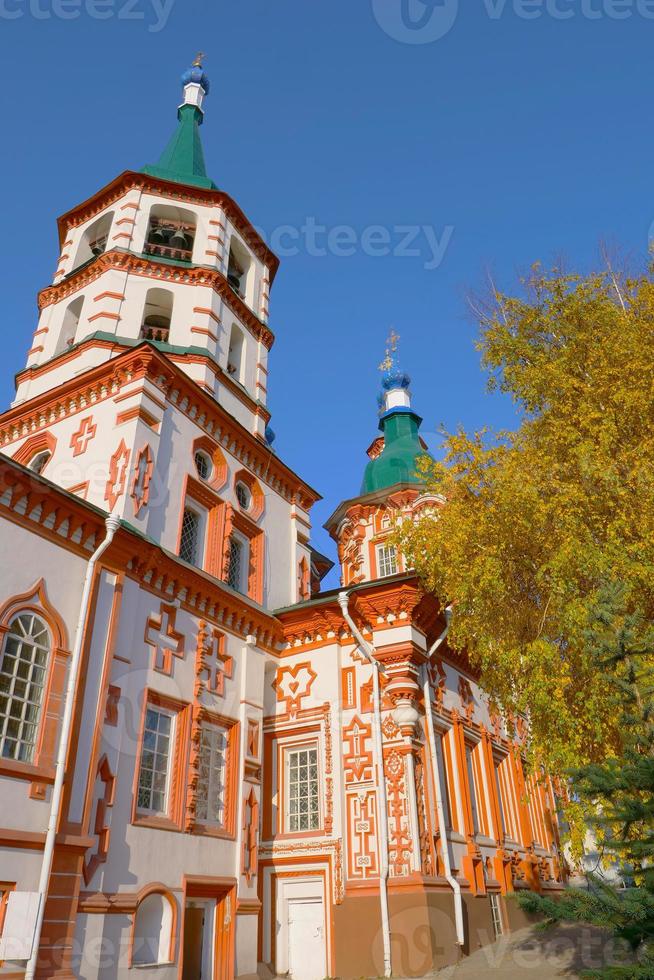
[1,1,652,575]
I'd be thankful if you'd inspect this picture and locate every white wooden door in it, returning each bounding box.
[287,898,326,980]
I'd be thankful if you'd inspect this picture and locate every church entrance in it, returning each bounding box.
[287,897,327,980]
[182,899,214,980]
[182,879,236,980]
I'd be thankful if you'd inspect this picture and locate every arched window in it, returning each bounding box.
[73,212,114,269]
[56,295,84,355]
[0,614,50,763]
[227,324,245,382]
[140,288,174,343]
[144,205,196,263]
[27,450,51,476]
[227,237,251,300]
[132,890,175,966]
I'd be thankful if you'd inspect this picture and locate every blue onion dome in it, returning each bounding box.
[182,63,210,94]
[381,368,411,391]
[265,425,276,446]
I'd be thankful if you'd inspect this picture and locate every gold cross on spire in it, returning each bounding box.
[193,52,205,67]
[379,329,400,373]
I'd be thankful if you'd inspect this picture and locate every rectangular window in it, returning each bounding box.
[137,707,174,814]
[376,543,398,578]
[493,759,506,837]
[195,724,228,827]
[435,732,453,829]
[227,534,248,594]
[0,616,49,764]
[179,507,203,567]
[466,745,480,835]
[286,745,320,833]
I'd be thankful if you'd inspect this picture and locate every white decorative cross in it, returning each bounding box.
[145,604,184,674]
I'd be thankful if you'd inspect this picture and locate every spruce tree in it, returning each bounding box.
[518,586,654,979]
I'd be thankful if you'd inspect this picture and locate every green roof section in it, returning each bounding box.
[361,408,428,494]
[142,103,217,190]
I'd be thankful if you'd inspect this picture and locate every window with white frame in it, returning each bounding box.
[376,543,398,578]
[285,745,320,833]
[179,506,204,567]
[195,723,229,827]
[0,614,50,763]
[227,533,249,594]
[137,707,174,814]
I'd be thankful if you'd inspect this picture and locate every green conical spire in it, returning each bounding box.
[361,335,431,493]
[361,408,426,494]
[142,58,217,190]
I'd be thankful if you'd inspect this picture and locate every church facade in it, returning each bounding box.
[0,63,564,980]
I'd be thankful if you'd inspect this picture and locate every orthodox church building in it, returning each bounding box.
[0,62,564,980]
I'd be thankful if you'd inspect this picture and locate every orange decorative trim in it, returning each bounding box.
[190,326,218,342]
[104,438,131,509]
[69,415,97,457]
[193,306,221,323]
[144,602,185,675]
[272,663,317,717]
[82,754,116,885]
[13,430,56,470]
[233,468,265,522]
[87,311,121,322]
[93,291,125,302]
[38,248,275,350]
[4,345,320,510]
[115,404,159,429]
[130,443,154,515]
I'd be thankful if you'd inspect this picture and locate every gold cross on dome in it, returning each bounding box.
[193,52,205,67]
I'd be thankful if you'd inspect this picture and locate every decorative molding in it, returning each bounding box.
[130,443,154,515]
[104,439,130,510]
[38,248,276,351]
[144,602,185,675]
[70,415,97,457]
[2,345,319,511]
[272,662,317,717]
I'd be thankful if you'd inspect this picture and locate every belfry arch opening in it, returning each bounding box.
[227,237,251,300]
[56,295,84,355]
[144,204,196,263]
[141,288,174,343]
[227,324,245,382]
[73,212,114,269]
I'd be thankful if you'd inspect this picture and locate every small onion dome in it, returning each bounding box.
[381,368,411,391]
[265,425,276,446]
[181,64,210,94]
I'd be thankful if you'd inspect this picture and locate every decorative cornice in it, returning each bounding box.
[0,456,284,652]
[0,461,103,556]
[39,248,275,351]
[1,345,320,510]
[15,334,271,425]
[56,170,280,282]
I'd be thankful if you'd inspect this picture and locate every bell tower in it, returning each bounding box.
[0,60,321,612]
[12,57,277,440]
